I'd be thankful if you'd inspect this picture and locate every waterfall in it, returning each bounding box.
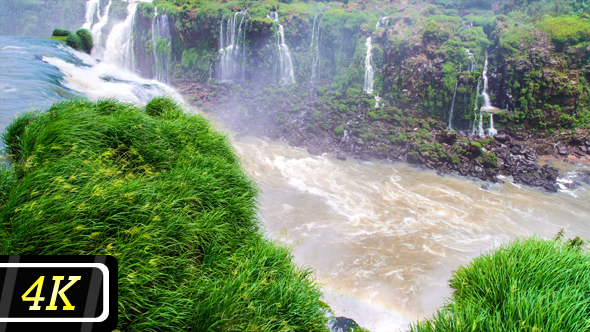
[375,95,381,108]
[309,13,321,83]
[363,37,374,95]
[481,58,491,108]
[82,0,101,30]
[217,11,249,82]
[448,81,458,130]
[478,111,484,136]
[152,7,172,83]
[471,80,480,135]
[90,0,111,57]
[105,2,138,71]
[269,12,295,85]
[465,48,476,72]
[376,16,389,29]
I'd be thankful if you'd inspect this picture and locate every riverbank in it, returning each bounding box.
[178,81,590,192]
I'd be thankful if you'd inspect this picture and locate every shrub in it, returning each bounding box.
[334,126,344,135]
[51,29,71,37]
[410,236,590,331]
[75,29,94,54]
[65,34,83,51]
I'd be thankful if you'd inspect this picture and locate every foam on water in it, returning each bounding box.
[232,136,590,331]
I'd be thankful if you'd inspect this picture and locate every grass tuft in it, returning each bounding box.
[410,236,590,332]
[0,98,328,331]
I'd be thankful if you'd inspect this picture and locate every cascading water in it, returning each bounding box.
[218,11,249,82]
[269,12,295,85]
[152,7,172,83]
[363,37,374,95]
[376,16,389,29]
[465,48,476,72]
[104,2,138,71]
[471,80,480,135]
[481,57,497,136]
[448,81,458,130]
[309,13,321,83]
[82,0,101,30]
[90,0,111,57]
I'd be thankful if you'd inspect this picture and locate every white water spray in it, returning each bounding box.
[105,2,138,71]
[269,12,295,85]
[363,37,374,95]
[464,49,476,72]
[218,11,249,82]
[480,57,497,136]
[310,13,321,83]
[152,7,172,83]
[82,0,101,30]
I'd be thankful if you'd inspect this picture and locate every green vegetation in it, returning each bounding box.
[0,98,329,330]
[51,28,71,37]
[537,15,590,47]
[76,29,94,54]
[410,235,590,332]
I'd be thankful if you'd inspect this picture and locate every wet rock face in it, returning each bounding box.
[327,317,362,332]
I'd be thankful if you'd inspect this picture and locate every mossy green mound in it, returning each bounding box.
[0,98,328,331]
[410,237,590,331]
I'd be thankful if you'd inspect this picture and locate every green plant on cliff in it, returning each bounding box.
[537,14,590,47]
[76,29,94,54]
[410,235,590,332]
[0,97,329,331]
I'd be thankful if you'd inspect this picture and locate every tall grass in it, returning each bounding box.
[410,236,590,332]
[0,98,329,331]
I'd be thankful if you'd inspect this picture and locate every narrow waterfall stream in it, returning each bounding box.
[269,12,295,85]
[310,13,321,83]
[90,0,112,57]
[82,0,101,30]
[152,7,172,84]
[364,37,374,95]
[448,81,458,130]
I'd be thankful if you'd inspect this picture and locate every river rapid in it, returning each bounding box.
[1,35,589,331]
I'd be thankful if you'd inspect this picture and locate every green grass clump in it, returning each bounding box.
[145,96,179,117]
[51,28,71,37]
[410,236,590,332]
[0,98,328,331]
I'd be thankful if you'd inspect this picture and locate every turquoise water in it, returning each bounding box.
[0,36,81,134]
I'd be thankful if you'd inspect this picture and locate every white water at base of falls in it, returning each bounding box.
[82,0,100,30]
[448,81,458,130]
[363,37,374,95]
[152,7,172,84]
[104,2,138,70]
[375,95,381,108]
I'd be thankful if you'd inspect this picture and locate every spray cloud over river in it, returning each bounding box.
[1,33,589,331]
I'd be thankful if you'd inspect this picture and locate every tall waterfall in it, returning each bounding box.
[481,58,497,136]
[105,2,138,71]
[90,0,112,57]
[363,37,374,95]
[218,11,249,82]
[448,81,458,130]
[152,7,172,83]
[269,12,295,85]
[82,0,101,30]
[309,13,321,83]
